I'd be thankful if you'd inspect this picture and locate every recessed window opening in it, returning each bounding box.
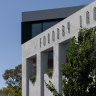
[62,25,65,36]
[27,56,37,84]
[46,50,53,78]
[57,28,60,39]
[67,22,70,33]
[86,11,90,24]
[80,16,82,28]
[48,33,50,44]
[52,31,55,41]
[32,57,36,75]
[94,7,96,21]
[43,36,46,46]
[40,38,42,48]
[48,50,53,70]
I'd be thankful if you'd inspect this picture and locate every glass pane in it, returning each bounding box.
[32,23,42,37]
[43,21,59,31]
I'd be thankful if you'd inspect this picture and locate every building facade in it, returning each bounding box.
[22,1,96,96]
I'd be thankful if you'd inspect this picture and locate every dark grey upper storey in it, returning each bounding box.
[21,5,86,44]
[22,5,86,22]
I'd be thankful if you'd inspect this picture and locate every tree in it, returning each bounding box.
[0,64,22,96]
[3,64,22,88]
[45,27,96,96]
[0,87,14,96]
[13,80,22,96]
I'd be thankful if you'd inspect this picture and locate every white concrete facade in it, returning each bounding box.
[22,1,96,96]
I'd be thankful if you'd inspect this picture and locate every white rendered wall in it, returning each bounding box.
[22,1,96,96]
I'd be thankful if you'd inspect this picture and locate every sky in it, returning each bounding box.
[0,0,95,89]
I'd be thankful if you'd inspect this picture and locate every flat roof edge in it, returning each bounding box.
[22,5,86,22]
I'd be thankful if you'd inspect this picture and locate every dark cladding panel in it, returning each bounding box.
[22,5,86,22]
[21,22,32,44]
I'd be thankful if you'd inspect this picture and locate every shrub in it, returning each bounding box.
[30,75,36,84]
[45,27,96,96]
[46,69,53,78]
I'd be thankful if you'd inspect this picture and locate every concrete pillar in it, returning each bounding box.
[37,52,48,96]
[22,59,28,96]
[53,43,66,93]
[36,53,42,96]
[41,52,48,96]
[23,58,34,96]
[41,52,48,74]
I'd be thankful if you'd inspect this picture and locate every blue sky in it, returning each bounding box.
[0,0,95,89]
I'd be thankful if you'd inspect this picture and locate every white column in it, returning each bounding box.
[37,52,48,96]
[41,52,48,74]
[36,53,42,96]
[53,43,66,93]
[23,58,34,96]
[22,58,28,96]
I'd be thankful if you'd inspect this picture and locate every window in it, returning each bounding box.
[48,33,50,44]
[86,11,90,24]
[22,19,63,44]
[43,21,60,31]
[40,38,42,48]
[80,16,82,28]
[67,22,70,33]
[32,23,42,37]
[52,31,55,41]
[57,28,60,39]
[62,25,65,36]
[94,7,96,21]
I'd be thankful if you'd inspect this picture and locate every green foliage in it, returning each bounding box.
[13,80,22,96]
[3,64,22,88]
[0,87,14,96]
[1,64,22,96]
[0,84,22,96]
[30,75,36,84]
[45,81,62,96]
[46,69,53,78]
[45,27,96,96]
